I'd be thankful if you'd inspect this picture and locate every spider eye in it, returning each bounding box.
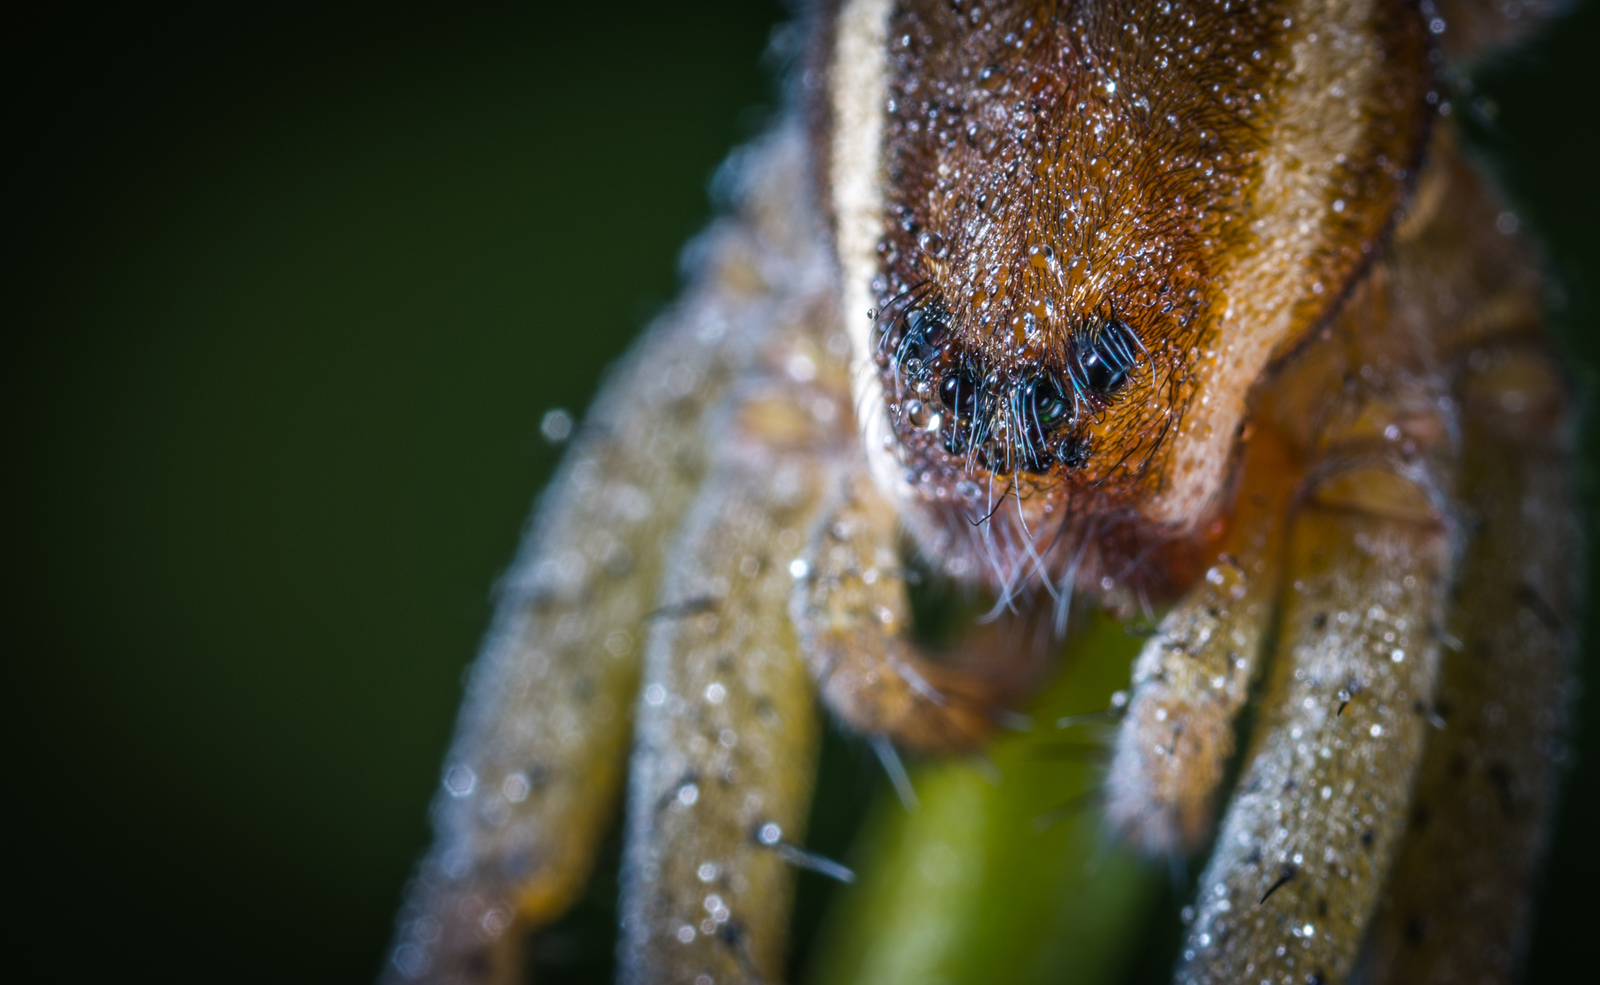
[904,307,949,347]
[938,370,979,421]
[1056,434,1090,470]
[1070,318,1141,396]
[1026,374,1072,428]
[897,307,948,370]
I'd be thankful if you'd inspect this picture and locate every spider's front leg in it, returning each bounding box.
[1174,413,1455,985]
[1356,146,1578,984]
[1357,330,1575,985]
[384,129,824,984]
[618,334,848,984]
[1106,424,1297,856]
[1158,138,1576,984]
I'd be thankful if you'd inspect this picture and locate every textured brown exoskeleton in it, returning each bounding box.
[384,2,1577,983]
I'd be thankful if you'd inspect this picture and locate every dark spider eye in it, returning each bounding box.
[938,370,979,420]
[897,307,948,370]
[1056,434,1090,470]
[1069,318,1141,396]
[1025,374,1071,429]
[904,306,949,346]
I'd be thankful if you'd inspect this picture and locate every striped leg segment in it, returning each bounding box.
[1174,469,1451,985]
[619,380,840,985]
[385,129,827,984]
[1354,355,1576,982]
[1107,427,1297,856]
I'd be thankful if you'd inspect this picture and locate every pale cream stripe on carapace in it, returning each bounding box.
[1149,0,1392,527]
[829,0,911,508]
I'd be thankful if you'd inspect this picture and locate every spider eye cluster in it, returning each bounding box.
[1068,320,1139,396]
[879,301,1141,477]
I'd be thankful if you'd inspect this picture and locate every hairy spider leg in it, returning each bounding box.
[618,385,838,985]
[1174,475,1452,985]
[1105,425,1295,857]
[611,122,855,983]
[383,129,821,985]
[1169,125,1581,982]
[1354,138,1577,985]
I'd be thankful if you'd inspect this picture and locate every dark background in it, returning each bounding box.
[4,2,1596,982]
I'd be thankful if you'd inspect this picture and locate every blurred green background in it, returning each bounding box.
[4,2,1596,982]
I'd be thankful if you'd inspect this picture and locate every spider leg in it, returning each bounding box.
[1352,138,1579,984]
[1356,343,1575,985]
[1174,458,1452,985]
[384,128,826,984]
[1169,180,1463,982]
[383,311,742,985]
[1176,127,1576,985]
[1106,425,1297,856]
[790,467,1052,756]
[618,385,835,985]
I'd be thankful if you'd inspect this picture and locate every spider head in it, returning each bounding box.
[819,0,1429,592]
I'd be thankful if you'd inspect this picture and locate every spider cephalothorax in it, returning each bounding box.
[846,0,1430,582]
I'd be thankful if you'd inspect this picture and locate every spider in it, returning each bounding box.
[384,2,1577,983]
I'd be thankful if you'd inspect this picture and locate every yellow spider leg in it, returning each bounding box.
[1107,425,1297,856]
[1353,137,1578,983]
[617,382,836,985]
[385,130,825,983]
[1174,464,1451,985]
[1174,126,1575,985]
[790,467,1052,756]
[1170,186,1464,977]
[1356,346,1575,984]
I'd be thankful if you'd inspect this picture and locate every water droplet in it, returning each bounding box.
[606,629,632,657]
[539,408,573,444]
[444,765,476,798]
[392,943,426,978]
[787,352,817,383]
